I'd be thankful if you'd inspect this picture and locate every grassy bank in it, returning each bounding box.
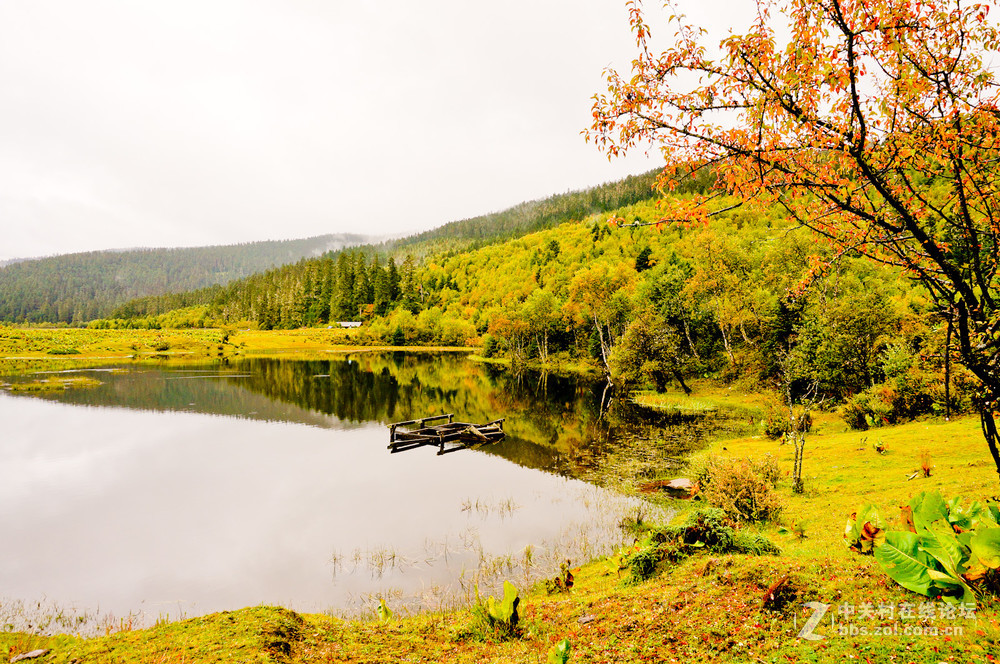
[0,327,473,376]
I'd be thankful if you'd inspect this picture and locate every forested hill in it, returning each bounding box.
[384,169,665,258]
[102,169,673,322]
[0,234,369,323]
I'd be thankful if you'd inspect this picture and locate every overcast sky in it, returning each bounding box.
[0,1,755,262]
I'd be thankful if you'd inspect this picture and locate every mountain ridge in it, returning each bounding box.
[0,233,372,323]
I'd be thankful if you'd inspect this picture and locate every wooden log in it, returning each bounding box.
[389,440,427,453]
[394,432,438,441]
[387,414,453,428]
[464,426,490,442]
[387,432,438,449]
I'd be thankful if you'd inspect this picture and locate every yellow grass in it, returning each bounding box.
[0,327,473,375]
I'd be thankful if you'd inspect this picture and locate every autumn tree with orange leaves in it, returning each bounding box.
[588,0,1000,481]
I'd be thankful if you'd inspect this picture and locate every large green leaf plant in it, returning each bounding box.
[471,580,522,640]
[846,491,1000,605]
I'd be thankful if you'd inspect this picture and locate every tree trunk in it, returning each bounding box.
[594,314,612,383]
[982,409,1000,486]
[955,300,1000,483]
[792,438,805,494]
[719,323,735,365]
[944,311,952,421]
[671,368,692,395]
[651,370,668,392]
[683,319,701,361]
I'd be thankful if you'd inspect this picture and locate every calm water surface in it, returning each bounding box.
[0,353,739,627]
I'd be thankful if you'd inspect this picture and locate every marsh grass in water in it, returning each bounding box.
[460,496,521,519]
[636,394,719,413]
[0,596,169,638]
[325,488,670,618]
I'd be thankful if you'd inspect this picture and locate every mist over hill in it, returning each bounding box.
[0,233,371,323]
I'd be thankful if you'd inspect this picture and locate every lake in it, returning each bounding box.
[0,353,739,631]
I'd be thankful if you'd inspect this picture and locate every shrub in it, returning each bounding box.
[840,396,870,430]
[390,326,405,347]
[733,531,782,556]
[841,351,976,430]
[46,347,80,355]
[619,508,780,584]
[762,401,788,439]
[480,334,498,358]
[692,455,783,523]
[623,541,665,583]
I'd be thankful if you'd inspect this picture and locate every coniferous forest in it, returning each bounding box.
[0,234,369,323]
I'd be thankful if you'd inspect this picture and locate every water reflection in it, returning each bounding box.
[15,354,750,482]
[1,354,751,627]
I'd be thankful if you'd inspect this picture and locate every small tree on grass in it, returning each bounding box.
[781,365,823,494]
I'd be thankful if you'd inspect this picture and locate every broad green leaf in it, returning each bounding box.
[376,598,393,624]
[925,569,976,606]
[845,504,881,549]
[548,638,571,664]
[909,491,948,529]
[986,503,1000,527]
[970,527,1000,570]
[843,517,854,542]
[874,531,939,597]
[500,580,519,620]
[947,496,984,531]
[486,581,520,625]
[918,519,969,577]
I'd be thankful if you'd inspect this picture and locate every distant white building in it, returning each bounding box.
[334,321,362,328]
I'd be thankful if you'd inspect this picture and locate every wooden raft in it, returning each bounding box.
[387,413,506,455]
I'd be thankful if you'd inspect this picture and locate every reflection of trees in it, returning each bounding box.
[230,353,501,426]
[27,365,340,427]
[19,355,751,484]
[226,355,633,475]
[574,399,756,488]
